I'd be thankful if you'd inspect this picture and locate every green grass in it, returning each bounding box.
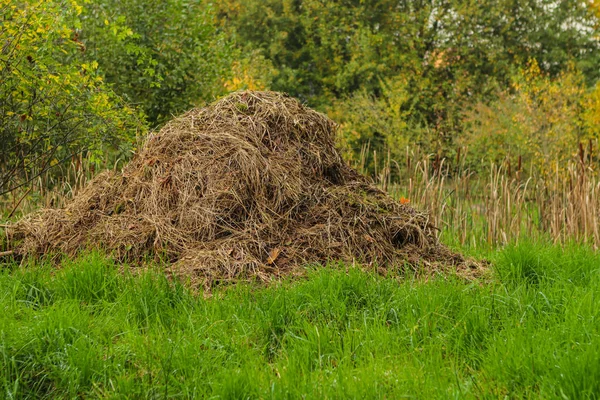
[1,243,600,399]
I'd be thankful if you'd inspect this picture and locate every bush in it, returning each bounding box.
[460,61,592,176]
[80,0,235,127]
[329,77,434,171]
[0,0,144,196]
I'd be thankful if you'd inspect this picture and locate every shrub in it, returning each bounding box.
[460,61,592,176]
[80,0,235,126]
[0,0,144,196]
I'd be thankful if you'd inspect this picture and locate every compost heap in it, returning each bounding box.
[8,91,477,285]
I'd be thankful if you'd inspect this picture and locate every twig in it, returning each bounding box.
[0,250,14,257]
[8,186,32,219]
[0,146,91,196]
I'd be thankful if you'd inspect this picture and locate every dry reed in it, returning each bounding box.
[377,146,600,248]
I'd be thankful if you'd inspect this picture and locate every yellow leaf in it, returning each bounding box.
[267,248,281,265]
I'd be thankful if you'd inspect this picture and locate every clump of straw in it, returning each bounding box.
[8,91,479,286]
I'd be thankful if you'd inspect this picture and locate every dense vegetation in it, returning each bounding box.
[3,0,600,194]
[2,2,600,397]
[218,0,600,168]
[0,0,144,196]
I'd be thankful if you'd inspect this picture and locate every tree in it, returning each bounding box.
[460,62,591,175]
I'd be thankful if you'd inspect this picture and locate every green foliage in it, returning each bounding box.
[219,0,600,102]
[218,0,600,169]
[80,0,235,126]
[582,82,600,140]
[0,0,144,195]
[218,0,427,103]
[461,61,592,175]
[330,76,436,169]
[223,53,277,93]
[2,244,600,397]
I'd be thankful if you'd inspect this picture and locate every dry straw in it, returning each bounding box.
[6,91,478,287]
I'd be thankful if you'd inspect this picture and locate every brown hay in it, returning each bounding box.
[7,91,482,286]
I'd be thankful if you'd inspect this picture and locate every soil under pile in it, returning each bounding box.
[9,91,478,285]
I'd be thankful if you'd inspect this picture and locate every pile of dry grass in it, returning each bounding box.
[7,91,479,286]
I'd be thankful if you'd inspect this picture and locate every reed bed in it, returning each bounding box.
[369,146,600,248]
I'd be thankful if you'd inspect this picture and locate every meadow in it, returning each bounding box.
[1,242,600,399]
[3,1,600,398]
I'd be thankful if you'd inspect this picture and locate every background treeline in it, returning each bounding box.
[216,0,600,175]
[2,0,600,197]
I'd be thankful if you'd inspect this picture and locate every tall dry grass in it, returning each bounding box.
[368,146,600,248]
[0,154,120,219]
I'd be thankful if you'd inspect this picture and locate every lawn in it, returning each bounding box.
[1,242,599,399]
